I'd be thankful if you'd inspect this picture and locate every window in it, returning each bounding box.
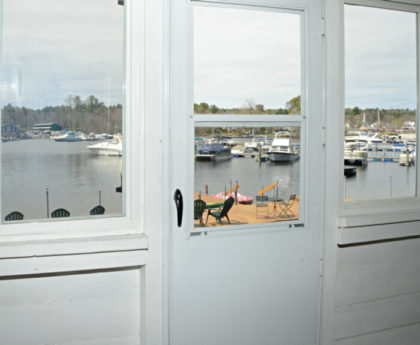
[192,3,305,228]
[344,3,417,201]
[1,0,125,222]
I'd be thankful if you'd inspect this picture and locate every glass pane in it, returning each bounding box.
[194,6,301,115]
[194,126,301,227]
[344,5,416,200]
[1,0,125,222]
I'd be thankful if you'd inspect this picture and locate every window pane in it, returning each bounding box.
[344,5,416,200]
[1,0,125,222]
[194,126,301,227]
[194,6,301,115]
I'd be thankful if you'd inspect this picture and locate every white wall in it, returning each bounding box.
[333,237,420,345]
[0,268,142,345]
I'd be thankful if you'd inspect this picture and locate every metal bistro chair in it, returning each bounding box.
[194,199,207,226]
[90,205,105,215]
[5,211,24,221]
[278,194,296,218]
[255,195,269,218]
[51,208,70,218]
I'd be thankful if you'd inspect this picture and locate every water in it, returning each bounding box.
[1,139,123,220]
[345,162,416,200]
[195,158,300,199]
[1,140,415,222]
[195,157,416,201]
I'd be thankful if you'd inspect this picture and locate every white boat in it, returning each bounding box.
[268,138,299,162]
[54,131,83,142]
[87,136,123,156]
[231,145,246,157]
[344,141,368,166]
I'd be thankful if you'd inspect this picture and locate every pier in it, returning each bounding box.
[194,192,299,227]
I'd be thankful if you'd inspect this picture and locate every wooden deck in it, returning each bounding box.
[194,193,299,227]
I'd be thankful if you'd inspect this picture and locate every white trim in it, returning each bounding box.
[0,234,148,260]
[194,115,303,122]
[341,0,420,219]
[0,250,146,277]
[346,0,420,12]
[0,0,145,248]
[186,1,309,236]
[338,220,420,245]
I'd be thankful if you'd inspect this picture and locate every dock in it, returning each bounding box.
[194,192,299,227]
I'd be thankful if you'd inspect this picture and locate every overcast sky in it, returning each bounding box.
[0,0,124,109]
[345,5,417,110]
[0,2,417,110]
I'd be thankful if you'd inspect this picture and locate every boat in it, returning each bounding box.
[212,192,254,205]
[267,138,299,162]
[344,141,368,166]
[195,144,232,161]
[87,136,122,156]
[399,147,415,166]
[54,131,83,142]
[231,145,246,157]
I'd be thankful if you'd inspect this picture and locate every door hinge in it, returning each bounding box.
[322,17,326,37]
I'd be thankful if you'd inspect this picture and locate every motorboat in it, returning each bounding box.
[87,136,122,156]
[195,144,232,161]
[54,131,84,142]
[267,138,299,162]
[344,141,368,166]
[231,145,246,157]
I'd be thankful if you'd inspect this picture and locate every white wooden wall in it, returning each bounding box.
[0,268,142,345]
[333,237,420,345]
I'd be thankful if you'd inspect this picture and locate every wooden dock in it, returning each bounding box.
[194,193,299,227]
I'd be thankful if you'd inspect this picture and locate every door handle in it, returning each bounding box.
[174,189,183,227]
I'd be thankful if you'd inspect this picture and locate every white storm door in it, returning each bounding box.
[167,1,324,345]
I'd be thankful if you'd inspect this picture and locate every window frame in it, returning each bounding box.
[336,0,420,240]
[0,0,146,255]
[182,0,323,235]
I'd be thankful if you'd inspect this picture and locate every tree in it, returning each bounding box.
[210,104,219,114]
[286,95,300,114]
[255,104,265,113]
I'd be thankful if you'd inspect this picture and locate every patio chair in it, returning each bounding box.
[51,208,70,218]
[194,199,206,226]
[278,194,296,218]
[255,195,269,218]
[90,205,105,215]
[206,197,234,225]
[5,211,24,221]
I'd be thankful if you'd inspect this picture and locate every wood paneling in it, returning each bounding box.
[334,237,420,344]
[0,269,141,345]
[334,322,420,345]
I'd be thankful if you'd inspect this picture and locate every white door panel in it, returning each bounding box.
[168,1,324,344]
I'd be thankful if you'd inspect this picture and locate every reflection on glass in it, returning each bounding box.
[194,6,301,115]
[194,127,301,227]
[1,0,125,222]
[344,5,416,200]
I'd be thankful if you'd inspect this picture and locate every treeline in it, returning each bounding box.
[345,106,416,129]
[1,95,122,133]
[194,96,301,115]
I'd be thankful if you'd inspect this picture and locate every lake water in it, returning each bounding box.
[1,140,416,221]
[1,139,123,221]
[195,156,416,201]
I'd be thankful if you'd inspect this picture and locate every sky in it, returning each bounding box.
[344,5,417,110]
[0,2,417,110]
[0,0,124,109]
